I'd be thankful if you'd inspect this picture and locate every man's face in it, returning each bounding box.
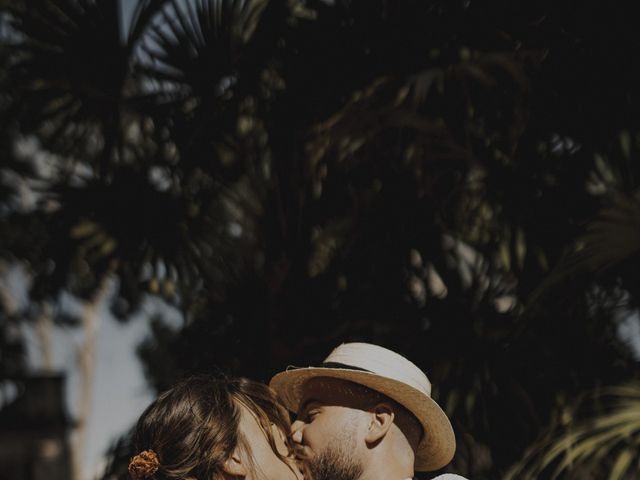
[291,378,373,480]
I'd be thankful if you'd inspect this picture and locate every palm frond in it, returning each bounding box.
[21,164,238,310]
[136,0,269,105]
[530,191,640,304]
[306,49,540,201]
[128,0,171,46]
[131,0,273,181]
[1,0,134,170]
[506,383,640,480]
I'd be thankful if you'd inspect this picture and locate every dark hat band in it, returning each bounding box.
[319,361,372,372]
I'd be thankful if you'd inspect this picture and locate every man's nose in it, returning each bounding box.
[290,419,305,444]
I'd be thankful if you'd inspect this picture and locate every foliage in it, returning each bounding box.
[506,384,640,480]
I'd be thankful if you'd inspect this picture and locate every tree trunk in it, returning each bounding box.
[71,276,112,480]
[35,302,54,372]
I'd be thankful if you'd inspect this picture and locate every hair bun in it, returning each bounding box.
[128,450,160,479]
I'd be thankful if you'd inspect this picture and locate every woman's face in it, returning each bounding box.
[236,403,304,480]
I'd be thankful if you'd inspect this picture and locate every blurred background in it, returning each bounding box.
[2,0,640,479]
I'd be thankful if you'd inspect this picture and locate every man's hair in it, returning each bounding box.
[132,374,294,479]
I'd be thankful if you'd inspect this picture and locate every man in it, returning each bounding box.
[270,342,468,480]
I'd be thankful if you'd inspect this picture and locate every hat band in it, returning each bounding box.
[320,362,372,372]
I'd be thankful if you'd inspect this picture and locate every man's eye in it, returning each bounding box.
[308,410,320,421]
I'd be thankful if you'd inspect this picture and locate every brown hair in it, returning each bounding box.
[130,375,294,480]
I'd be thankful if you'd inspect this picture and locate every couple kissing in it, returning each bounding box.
[128,343,468,480]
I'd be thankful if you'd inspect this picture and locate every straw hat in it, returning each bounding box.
[270,342,455,472]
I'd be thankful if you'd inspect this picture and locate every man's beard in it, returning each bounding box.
[306,444,364,480]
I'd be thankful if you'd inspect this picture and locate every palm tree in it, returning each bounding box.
[4,1,640,480]
[1,2,284,478]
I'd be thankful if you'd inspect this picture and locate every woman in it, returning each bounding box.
[128,375,304,480]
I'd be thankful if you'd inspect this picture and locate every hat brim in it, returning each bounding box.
[270,366,455,472]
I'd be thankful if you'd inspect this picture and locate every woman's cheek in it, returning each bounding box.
[271,423,292,457]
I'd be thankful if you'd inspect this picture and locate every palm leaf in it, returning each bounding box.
[135,0,269,105]
[128,0,171,47]
[306,49,540,200]
[21,164,235,310]
[506,384,640,480]
[131,0,273,179]
[1,0,149,173]
[530,191,640,305]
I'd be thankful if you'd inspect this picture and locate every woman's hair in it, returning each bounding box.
[129,375,293,480]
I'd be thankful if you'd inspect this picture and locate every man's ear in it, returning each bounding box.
[222,450,248,478]
[365,403,395,444]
